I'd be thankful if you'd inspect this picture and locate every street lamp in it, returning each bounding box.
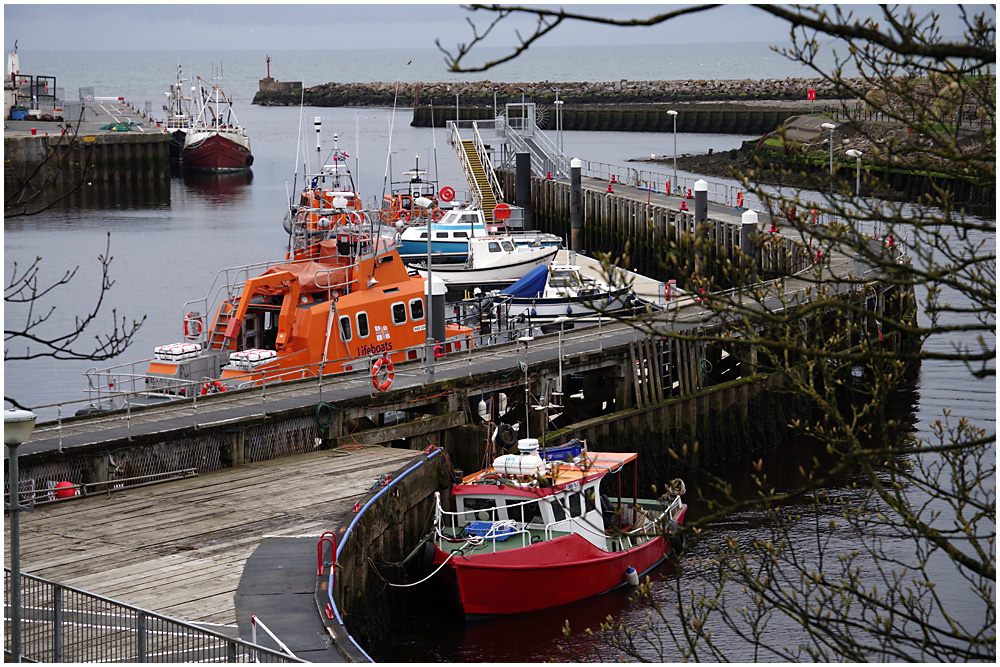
[667,109,678,195]
[846,148,862,196]
[5,408,38,663]
[821,122,837,192]
[551,87,563,153]
[492,85,500,118]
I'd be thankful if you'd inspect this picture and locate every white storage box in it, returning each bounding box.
[229,349,278,370]
[154,342,202,361]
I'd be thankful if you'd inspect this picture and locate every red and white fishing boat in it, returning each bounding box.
[429,438,687,619]
[182,76,253,173]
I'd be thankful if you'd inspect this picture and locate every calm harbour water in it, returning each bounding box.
[3,46,993,662]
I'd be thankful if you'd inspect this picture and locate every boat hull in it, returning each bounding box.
[413,247,558,292]
[434,532,668,618]
[183,133,253,173]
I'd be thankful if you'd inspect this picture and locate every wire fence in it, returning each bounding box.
[4,569,305,663]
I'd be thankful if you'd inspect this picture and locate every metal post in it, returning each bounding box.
[846,149,862,196]
[667,109,678,195]
[822,122,836,194]
[5,409,37,664]
[493,85,499,118]
[570,158,582,251]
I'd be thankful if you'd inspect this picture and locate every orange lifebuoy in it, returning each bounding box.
[432,208,444,221]
[200,380,227,396]
[184,312,203,341]
[371,354,394,392]
[399,210,410,223]
[439,186,455,202]
[736,191,744,208]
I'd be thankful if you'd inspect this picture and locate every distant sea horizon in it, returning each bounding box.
[24,42,852,111]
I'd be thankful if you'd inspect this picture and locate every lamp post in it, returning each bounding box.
[5,408,38,663]
[821,122,836,193]
[846,149,862,196]
[667,109,678,195]
[518,335,533,439]
[492,85,499,118]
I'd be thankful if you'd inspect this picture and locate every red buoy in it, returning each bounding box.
[54,481,75,499]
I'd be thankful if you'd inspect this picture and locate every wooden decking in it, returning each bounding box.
[4,445,422,628]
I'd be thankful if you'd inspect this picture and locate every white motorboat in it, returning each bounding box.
[408,236,559,292]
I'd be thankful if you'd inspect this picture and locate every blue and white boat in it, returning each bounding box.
[398,204,562,258]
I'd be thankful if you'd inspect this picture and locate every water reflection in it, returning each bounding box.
[179,168,254,204]
[6,177,172,216]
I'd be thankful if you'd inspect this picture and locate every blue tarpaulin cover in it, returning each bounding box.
[501,264,548,298]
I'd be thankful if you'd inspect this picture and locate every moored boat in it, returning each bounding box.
[398,203,562,258]
[182,76,253,173]
[380,156,448,225]
[82,211,475,410]
[429,438,688,619]
[479,262,661,324]
[163,65,193,161]
[408,235,560,293]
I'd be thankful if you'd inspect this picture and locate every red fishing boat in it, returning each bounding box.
[182,76,253,173]
[429,438,687,619]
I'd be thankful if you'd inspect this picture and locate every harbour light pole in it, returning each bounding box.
[667,109,678,195]
[821,122,836,193]
[846,148,862,196]
[5,408,38,663]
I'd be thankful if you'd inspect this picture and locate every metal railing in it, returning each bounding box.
[3,569,305,663]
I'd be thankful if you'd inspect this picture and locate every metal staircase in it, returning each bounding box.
[447,102,569,217]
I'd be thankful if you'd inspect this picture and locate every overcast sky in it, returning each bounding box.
[4,3,981,52]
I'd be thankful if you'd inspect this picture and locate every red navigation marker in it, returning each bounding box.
[439,186,455,202]
[493,202,511,220]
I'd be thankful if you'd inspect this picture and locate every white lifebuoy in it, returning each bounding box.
[371,354,394,392]
[432,208,444,221]
[184,312,204,341]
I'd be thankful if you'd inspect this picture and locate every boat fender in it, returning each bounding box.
[495,423,516,448]
[200,380,227,396]
[667,520,685,555]
[625,566,640,586]
[371,354,395,392]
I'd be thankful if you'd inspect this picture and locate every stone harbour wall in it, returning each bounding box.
[253,77,864,107]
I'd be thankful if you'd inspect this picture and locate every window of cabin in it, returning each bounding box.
[409,298,425,321]
[356,312,370,338]
[339,315,352,341]
[392,302,407,325]
[488,241,502,253]
[463,497,499,522]
[435,231,449,240]
[455,231,469,239]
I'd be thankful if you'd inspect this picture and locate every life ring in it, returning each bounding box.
[200,380,227,396]
[398,210,410,223]
[439,186,455,202]
[495,423,516,448]
[371,354,394,392]
[736,190,744,208]
[432,208,444,221]
[183,312,203,341]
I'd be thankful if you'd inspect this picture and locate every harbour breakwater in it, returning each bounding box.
[253,77,853,133]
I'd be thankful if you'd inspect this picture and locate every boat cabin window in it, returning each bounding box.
[416,232,428,240]
[550,270,584,290]
[507,499,542,525]
[435,231,449,240]
[488,241,502,253]
[338,315,353,342]
[459,213,478,225]
[409,298,424,321]
[356,312,370,338]
[565,492,584,518]
[391,302,407,326]
[463,497,499,522]
[454,231,469,239]
[501,240,515,252]
[584,487,597,514]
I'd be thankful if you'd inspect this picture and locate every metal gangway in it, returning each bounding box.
[447,102,571,218]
